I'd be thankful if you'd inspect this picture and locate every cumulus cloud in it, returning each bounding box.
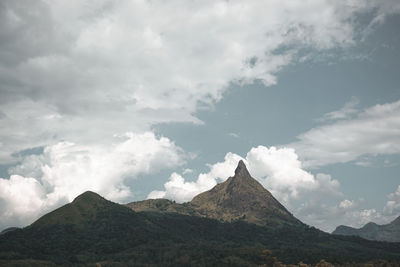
[291,99,400,168]
[149,152,242,203]
[383,185,400,216]
[0,132,185,229]
[0,0,396,162]
[0,175,46,228]
[298,201,385,232]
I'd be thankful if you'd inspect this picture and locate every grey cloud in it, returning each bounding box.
[2,1,395,162]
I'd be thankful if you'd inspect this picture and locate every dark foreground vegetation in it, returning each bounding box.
[0,192,399,266]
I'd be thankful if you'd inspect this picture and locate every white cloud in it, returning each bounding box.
[339,199,354,209]
[291,99,400,168]
[246,146,317,203]
[0,0,395,163]
[228,132,240,138]
[149,152,242,203]
[383,185,400,216]
[0,175,47,229]
[0,132,186,229]
[297,200,384,232]
[182,168,193,175]
[319,97,359,121]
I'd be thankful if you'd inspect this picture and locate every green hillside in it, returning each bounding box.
[0,191,400,266]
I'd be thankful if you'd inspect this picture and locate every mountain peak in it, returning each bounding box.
[190,160,302,226]
[234,160,251,179]
[32,191,125,227]
[236,159,246,170]
[72,191,105,204]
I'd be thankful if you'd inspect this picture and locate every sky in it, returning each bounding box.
[0,0,400,233]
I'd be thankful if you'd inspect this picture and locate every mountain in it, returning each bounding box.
[333,216,400,242]
[127,160,302,227]
[31,191,132,227]
[190,160,301,226]
[1,162,400,265]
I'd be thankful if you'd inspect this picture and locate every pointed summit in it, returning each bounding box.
[234,160,251,179]
[190,160,302,226]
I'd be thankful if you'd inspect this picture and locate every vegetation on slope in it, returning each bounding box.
[0,192,400,266]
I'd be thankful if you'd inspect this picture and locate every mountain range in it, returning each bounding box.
[0,161,399,266]
[333,216,400,242]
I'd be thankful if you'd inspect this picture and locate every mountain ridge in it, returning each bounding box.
[31,190,135,228]
[333,216,400,242]
[126,160,302,227]
[1,184,400,265]
[1,161,400,265]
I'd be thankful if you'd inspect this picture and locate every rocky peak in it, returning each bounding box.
[190,160,302,227]
[127,161,303,227]
[234,160,251,178]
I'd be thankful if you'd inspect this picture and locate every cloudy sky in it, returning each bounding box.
[1,0,400,232]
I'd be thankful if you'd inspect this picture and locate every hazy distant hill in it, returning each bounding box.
[333,216,400,242]
[1,161,400,266]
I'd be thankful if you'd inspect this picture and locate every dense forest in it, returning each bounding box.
[0,191,399,266]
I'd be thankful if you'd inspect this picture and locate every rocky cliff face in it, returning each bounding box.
[125,198,196,215]
[190,160,301,226]
[127,160,302,227]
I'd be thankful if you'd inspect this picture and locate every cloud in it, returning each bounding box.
[319,97,359,121]
[383,185,400,216]
[362,0,400,29]
[228,132,240,138]
[0,0,396,163]
[149,152,242,203]
[0,132,186,229]
[339,199,354,209]
[182,168,193,175]
[291,99,400,168]
[0,175,46,229]
[297,199,384,232]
